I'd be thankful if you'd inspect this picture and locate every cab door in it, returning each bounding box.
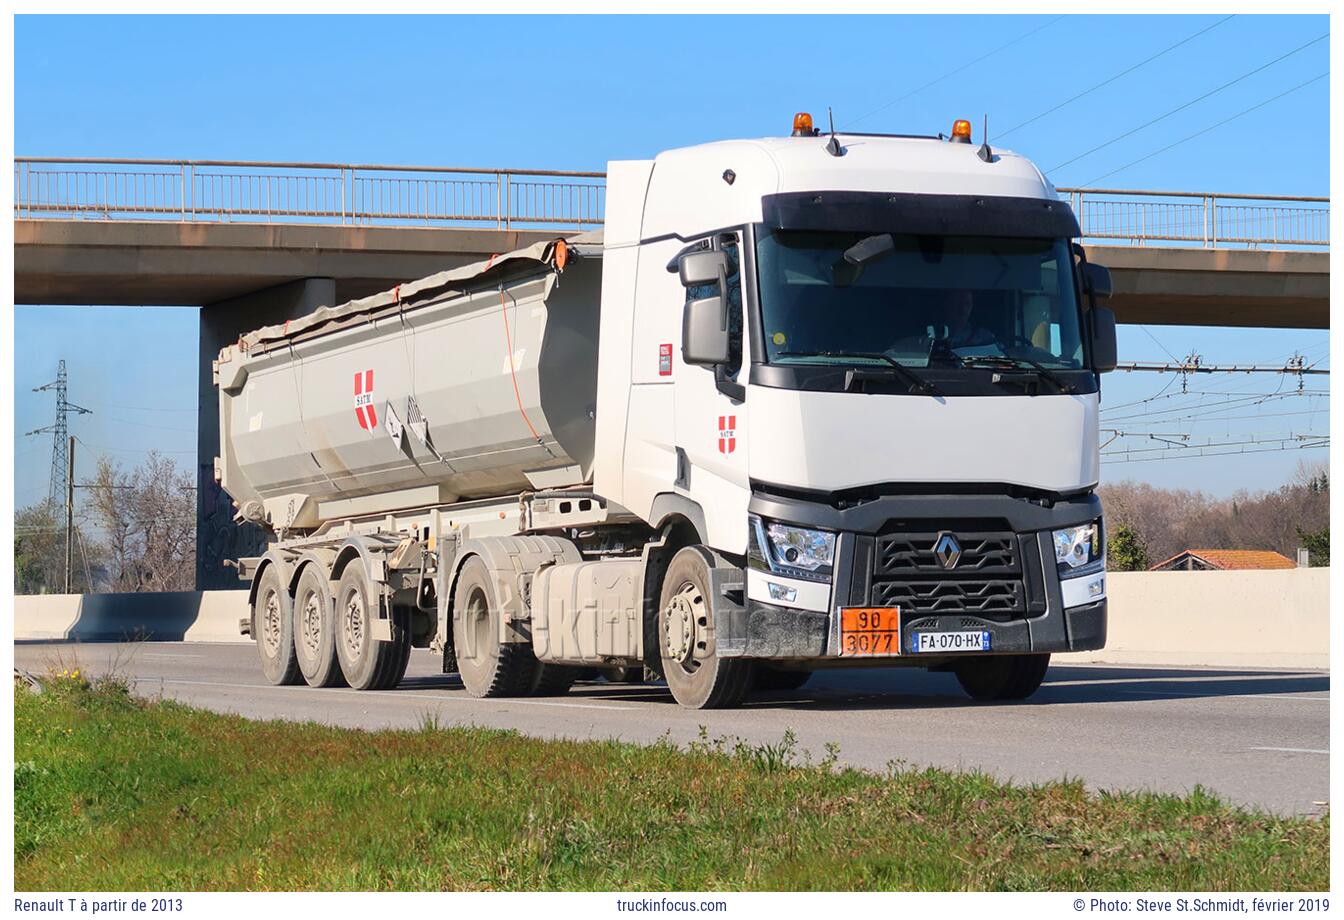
[672,231,751,553]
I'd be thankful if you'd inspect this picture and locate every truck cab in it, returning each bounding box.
[593,115,1116,705]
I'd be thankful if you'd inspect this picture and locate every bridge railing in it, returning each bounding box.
[1057,187,1329,249]
[13,158,606,229]
[13,159,1329,248]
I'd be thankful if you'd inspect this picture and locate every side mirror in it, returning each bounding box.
[1089,305,1118,373]
[1082,262,1113,300]
[683,295,729,366]
[679,250,729,287]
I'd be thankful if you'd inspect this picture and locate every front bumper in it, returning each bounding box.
[718,490,1108,660]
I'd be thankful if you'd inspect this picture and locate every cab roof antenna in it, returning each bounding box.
[825,107,844,157]
[977,113,994,163]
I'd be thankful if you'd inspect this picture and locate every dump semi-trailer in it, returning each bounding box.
[217,115,1118,708]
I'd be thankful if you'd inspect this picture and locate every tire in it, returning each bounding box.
[254,565,301,686]
[954,654,1051,701]
[754,666,813,692]
[657,546,754,709]
[451,556,539,698]
[292,564,345,688]
[334,563,412,690]
[530,663,579,696]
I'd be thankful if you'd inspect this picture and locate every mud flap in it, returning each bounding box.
[710,565,748,658]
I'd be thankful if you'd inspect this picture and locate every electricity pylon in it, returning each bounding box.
[27,359,92,505]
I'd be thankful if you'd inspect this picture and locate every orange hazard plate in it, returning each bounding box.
[839,607,902,657]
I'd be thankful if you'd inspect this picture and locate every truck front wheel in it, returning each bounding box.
[954,654,1050,701]
[657,546,753,709]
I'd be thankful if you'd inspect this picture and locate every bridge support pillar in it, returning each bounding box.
[197,277,335,591]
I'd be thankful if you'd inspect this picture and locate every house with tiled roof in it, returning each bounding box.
[1149,549,1298,572]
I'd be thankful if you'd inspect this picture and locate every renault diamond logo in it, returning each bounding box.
[933,532,962,569]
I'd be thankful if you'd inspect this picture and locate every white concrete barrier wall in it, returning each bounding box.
[12,569,1330,670]
[1056,568,1329,670]
[13,590,250,644]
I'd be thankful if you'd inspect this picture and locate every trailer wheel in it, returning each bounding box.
[954,654,1051,701]
[254,565,301,686]
[335,564,411,690]
[293,564,345,688]
[451,556,538,697]
[657,546,753,709]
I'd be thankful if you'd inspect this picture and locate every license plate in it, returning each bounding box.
[910,630,992,654]
[839,607,901,657]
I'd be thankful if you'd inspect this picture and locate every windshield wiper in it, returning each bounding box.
[776,350,940,396]
[959,355,1077,394]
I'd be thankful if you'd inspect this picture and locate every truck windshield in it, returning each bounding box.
[755,229,1085,370]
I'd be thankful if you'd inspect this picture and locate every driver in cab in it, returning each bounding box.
[938,289,998,349]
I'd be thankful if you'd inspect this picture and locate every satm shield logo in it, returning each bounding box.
[354,370,378,430]
[718,415,736,454]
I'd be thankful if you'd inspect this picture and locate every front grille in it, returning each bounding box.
[875,531,1018,576]
[871,577,1025,617]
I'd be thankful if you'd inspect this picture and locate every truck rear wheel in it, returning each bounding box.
[530,663,579,696]
[451,556,539,697]
[658,546,753,709]
[334,563,411,690]
[254,565,301,686]
[954,654,1050,701]
[293,564,345,688]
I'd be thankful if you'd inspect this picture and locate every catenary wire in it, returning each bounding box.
[997,15,1235,139]
[1049,32,1327,173]
[846,16,1065,128]
[1075,72,1329,186]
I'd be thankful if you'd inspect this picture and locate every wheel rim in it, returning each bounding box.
[342,587,366,658]
[261,588,282,656]
[664,580,708,675]
[300,590,322,657]
[464,585,491,666]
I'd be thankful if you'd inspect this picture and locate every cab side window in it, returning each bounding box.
[683,233,743,376]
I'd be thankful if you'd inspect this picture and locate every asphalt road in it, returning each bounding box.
[14,641,1329,816]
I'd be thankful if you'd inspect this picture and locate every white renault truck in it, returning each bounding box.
[217,114,1117,708]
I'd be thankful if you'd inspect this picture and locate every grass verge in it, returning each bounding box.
[14,675,1328,891]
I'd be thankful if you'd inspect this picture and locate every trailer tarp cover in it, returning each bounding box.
[239,230,604,350]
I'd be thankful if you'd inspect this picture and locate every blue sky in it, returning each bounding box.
[13,13,1331,505]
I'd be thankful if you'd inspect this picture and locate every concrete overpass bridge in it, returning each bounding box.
[12,158,1330,587]
[14,158,1329,326]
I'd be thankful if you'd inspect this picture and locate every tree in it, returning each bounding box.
[86,452,196,593]
[1106,524,1150,572]
[14,500,103,594]
[1297,526,1329,567]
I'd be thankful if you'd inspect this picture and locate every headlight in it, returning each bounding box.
[749,515,836,581]
[1053,521,1103,579]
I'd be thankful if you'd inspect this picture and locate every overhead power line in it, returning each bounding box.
[1049,32,1328,173]
[847,16,1065,128]
[74,436,196,456]
[1101,389,1327,424]
[998,15,1235,139]
[1076,72,1328,186]
[1102,439,1328,464]
[1111,359,1328,375]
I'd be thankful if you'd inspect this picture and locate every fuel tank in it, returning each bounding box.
[215,235,603,533]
